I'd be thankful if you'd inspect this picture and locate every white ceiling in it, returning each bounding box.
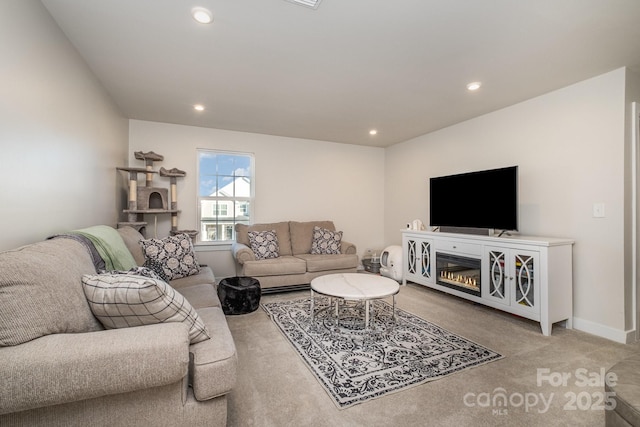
[42,0,640,147]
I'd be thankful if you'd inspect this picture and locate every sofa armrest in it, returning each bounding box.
[0,323,190,415]
[231,242,256,264]
[341,240,357,255]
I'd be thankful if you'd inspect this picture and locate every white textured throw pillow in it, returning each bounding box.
[139,233,200,280]
[81,273,210,344]
[311,226,343,255]
[248,230,280,260]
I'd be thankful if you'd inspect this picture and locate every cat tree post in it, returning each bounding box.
[127,171,137,211]
[160,167,186,234]
[127,170,138,223]
[135,150,164,187]
[160,167,197,240]
[116,167,150,232]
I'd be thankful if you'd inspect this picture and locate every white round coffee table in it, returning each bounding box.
[310,273,400,330]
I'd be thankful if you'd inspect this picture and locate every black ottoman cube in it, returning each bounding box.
[218,276,261,315]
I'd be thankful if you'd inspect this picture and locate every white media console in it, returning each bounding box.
[401,230,574,336]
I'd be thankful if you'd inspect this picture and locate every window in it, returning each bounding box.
[197,150,254,243]
[214,204,228,217]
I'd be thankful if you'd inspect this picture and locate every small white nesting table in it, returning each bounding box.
[310,273,400,330]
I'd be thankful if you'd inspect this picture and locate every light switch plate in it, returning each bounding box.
[593,203,605,218]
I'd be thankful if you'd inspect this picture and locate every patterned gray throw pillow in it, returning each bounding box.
[141,259,171,282]
[139,234,200,280]
[248,230,280,260]
[81,273,210,344]
[101,266,166,281]
[311,226,343,255]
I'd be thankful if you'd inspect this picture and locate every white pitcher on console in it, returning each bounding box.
[412,219,425,230]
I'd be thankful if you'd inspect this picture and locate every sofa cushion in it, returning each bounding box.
[170,266,216,291]
[189,307,237,400]
[117,226,146,266]
[140,234,200,280]
[310,226,343,255]
[242,256,307,277]
[248,230,280,260]
[236,221,292,256]
[178,283,221,309]
[0,239,103,347]
[295,253,359,272]
[290,220,335,255]
[82,273,210,344]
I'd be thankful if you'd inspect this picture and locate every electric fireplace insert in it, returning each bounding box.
[436,253,481,296]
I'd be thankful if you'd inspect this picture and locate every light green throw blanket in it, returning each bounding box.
[73,225,137,271]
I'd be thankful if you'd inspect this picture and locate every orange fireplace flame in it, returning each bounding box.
[441,270,478,288]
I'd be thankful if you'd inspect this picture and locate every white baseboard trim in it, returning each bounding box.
[572,317,636,344]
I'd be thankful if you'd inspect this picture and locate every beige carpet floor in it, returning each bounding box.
[225,283,639,427]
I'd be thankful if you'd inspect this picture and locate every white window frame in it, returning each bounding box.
[196,149,255,245]
[215,204,228,217]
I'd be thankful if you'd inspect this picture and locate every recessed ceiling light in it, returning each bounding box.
[466,82,482,91]
[192,7,213,24]
[194,104,205,111]
[369,129,378,135]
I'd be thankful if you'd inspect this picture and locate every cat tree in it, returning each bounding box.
[117,151,197,239]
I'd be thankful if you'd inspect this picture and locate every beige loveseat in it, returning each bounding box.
[231,220,358,292]
[0,226,236,426]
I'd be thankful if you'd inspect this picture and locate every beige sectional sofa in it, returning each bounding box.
[0,226,236,426]
[231,220,358,292]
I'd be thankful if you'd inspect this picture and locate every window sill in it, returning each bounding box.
[194,242,233,252]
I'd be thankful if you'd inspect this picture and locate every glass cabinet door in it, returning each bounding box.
[483,247,538,313]
[485,248,509,305]
[405,237,433,283]
[407,239,418,277]
[419,240,432,281]
[513,252,537,312]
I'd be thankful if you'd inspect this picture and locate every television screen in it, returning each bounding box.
[429,166,518,231]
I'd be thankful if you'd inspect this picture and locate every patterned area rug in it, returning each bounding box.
[262,296,503,409]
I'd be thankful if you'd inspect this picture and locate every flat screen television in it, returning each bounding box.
[429,166,518,231]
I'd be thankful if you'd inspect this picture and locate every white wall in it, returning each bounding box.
[128,120,385,278]
[0,0,129,251]
[385,68,629,339]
